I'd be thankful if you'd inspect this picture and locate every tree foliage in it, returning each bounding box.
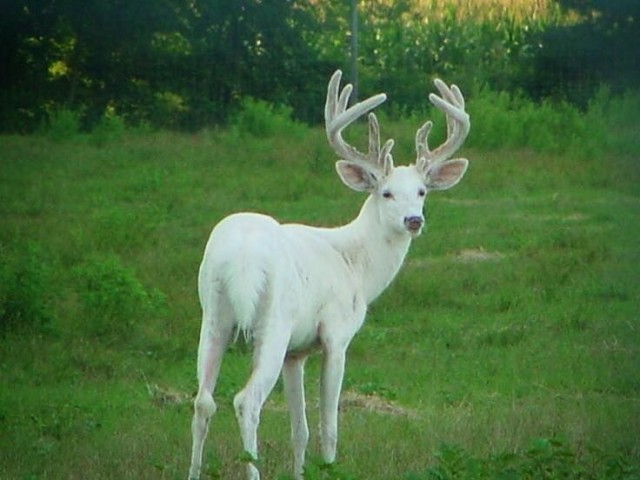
[529,0,640,103]
[0,0,638,132]
[0,0,323,131]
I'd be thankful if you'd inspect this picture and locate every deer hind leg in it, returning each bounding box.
[234,318,290,480]
[283,356,309,480]
[188,303,233,480]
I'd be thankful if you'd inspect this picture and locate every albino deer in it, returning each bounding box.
[188,70,470,480]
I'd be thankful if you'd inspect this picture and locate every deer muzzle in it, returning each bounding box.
[404,215,424,235]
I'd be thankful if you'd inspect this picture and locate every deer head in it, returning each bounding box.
[325,70,470,237]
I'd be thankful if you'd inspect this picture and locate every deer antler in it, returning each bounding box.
[325,70,394,178]
[415,79,470,173]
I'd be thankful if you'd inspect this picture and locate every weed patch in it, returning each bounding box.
[89,106,126,146]
[230,97,307,139]
[38,107,81,142]
[0,241,55,333]
[406,437,639,480]
[74,255,166,342]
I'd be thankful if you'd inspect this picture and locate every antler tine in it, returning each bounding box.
[415,120,433,165]
[367,113,395,176]
[367,112,381,162]
[416,79,470,172]
[325,70,391,176]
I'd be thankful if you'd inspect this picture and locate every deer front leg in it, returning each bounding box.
[283,356,309,479]
[319,348,346,464]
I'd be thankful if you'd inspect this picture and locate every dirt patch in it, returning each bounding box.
[340,391,418,418]
[407,248,506,269]
[164,384,417,418]
[264,390,418,418]
[454,247,504,263]
[511,212,588,223]
[562,213,587,222]
[146,383,191,407]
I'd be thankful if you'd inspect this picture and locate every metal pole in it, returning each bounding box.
[350,0,358,104]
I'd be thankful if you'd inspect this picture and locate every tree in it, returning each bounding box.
[528,0,640,103]
[0,0,325,131]
[180,0,326,127]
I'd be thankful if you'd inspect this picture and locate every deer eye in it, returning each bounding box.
[418,188,426,197]
[382,191,394,200]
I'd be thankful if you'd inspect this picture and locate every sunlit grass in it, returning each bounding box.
[413,0,563,23]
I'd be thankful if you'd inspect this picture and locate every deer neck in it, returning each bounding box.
[332,195,412,304]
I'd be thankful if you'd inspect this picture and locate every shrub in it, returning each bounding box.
[464,87,637,156]
[89,105,126,146]
[584,87,640,155]
[75,255,166,342]
[230,97,306,138]
[40,107,81,141]
[0,242,55,334]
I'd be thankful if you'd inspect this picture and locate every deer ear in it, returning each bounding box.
[425,159,468,191]
[335,160,378,192]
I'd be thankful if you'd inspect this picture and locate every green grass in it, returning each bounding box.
[1,95,639,479]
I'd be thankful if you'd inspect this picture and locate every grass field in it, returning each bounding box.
[1,93,639,479]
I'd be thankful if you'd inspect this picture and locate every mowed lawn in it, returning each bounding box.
[0,122,638,479]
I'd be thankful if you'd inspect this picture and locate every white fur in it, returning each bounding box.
[188,71,470,480]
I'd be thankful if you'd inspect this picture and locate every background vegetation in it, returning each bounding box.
[1,0,638,131]
[1,0,639,478]
[1,82,639,478]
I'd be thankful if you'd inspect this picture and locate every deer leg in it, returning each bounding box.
[319,347,346,465]
[282,356,309,480]
[188,308,233,480]
[234,321,290,480]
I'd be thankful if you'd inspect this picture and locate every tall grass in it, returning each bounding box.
[341,0,573,115]
[413,0,564,24]
[0,88,638,479]
[464,86,640,155]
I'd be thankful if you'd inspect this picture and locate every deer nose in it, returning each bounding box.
[404,215,424,233]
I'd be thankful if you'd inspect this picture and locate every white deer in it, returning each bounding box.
[188,70,470,480]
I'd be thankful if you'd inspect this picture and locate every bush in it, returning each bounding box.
[0,242,55,334]
[89,105,126,146]
[464,87,637,156]
[40,107,81,141]
[74,255,166,342]
[230,97,306,138]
